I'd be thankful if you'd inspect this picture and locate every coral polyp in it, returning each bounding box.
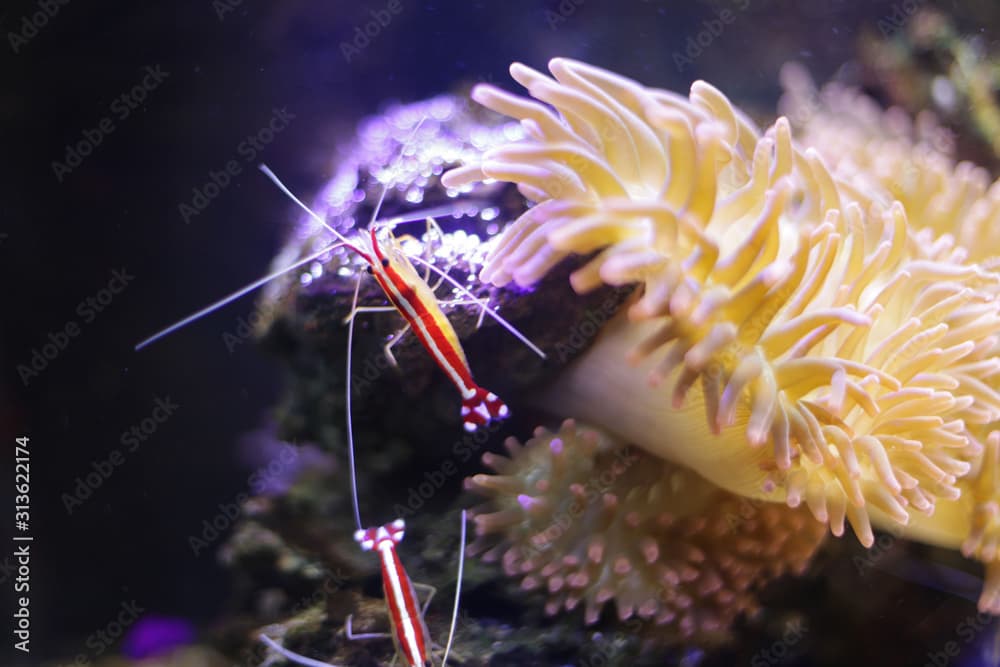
[467,419,827,642]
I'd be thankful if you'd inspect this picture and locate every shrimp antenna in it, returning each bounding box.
[375,200,491,229]
[258,634,339,667]
[258,165,356,247]
[441,509,467,667]
[343,114,429,531]
[344,274,364,532]
[136,164,358,351]
[364,115,428,228]
[134,241,345,351]
[408,250,547,360]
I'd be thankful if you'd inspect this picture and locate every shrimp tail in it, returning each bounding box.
[461,387,509,432]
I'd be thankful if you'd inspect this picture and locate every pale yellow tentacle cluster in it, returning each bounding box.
[779,62,1000,262]
[779,64,1000,612]
[444,59,1000,581]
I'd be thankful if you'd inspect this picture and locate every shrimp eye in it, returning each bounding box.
[381,258,390,268]
[365,265,373,275]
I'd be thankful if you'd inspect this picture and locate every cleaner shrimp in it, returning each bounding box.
[136,119,545,436]
[259,511,467,667]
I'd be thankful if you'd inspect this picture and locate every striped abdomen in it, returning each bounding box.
[371,258,508,431]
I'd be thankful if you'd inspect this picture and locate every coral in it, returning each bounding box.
[444,58,1000,610]
[467,420,827,642]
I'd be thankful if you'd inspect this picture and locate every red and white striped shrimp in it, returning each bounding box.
[244,167,546,535]
[260,315,470,667]
[135,122,544,541]
[354,519,437,667]
[137,167,544,433]
[344,224,512,431]
[260,512,467,667]
[135,118,504,666]
[273,122,543,429]
[265,161,547,430]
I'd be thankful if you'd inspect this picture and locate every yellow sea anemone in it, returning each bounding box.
[444,58,1000,611]
[778,62,1000,261]
[780,63,1000,612]
[467,419,826,641]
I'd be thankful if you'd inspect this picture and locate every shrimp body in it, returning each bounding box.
[355,519,433,667]
[260,511,468,667]
[357,227,508,432]
[137,160,535,433]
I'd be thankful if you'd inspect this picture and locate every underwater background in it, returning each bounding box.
[8,0,1000,665]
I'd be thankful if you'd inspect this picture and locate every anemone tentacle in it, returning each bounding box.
[445,59,1000,566]
[778,62,1000,258]
[466,419,827,641]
